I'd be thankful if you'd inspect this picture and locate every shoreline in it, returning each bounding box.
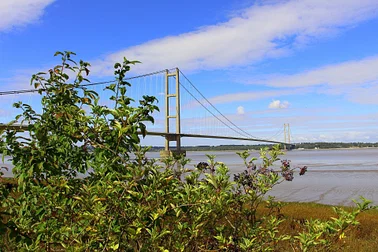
[147,146,378,152]
[2,148,378,206]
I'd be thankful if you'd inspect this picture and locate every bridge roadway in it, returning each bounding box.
[0,123,289,146]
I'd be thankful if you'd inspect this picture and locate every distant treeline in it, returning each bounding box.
[294,142,378,149]
[149,144,276,151]
[147,142,378,152]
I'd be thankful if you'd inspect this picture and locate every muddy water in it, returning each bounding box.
[2,148,378,206]
[151,148,378,206]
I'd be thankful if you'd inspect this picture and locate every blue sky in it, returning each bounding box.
[1,0,378,145]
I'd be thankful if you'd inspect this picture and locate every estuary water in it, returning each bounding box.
[2,148,378,206]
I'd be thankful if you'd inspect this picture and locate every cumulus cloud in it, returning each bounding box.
[268,100,290,109]
[237,106,245,115]
[91,0,378,76]
[0,0,55,32]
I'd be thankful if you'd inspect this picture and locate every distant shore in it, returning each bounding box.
[146,143,378,152]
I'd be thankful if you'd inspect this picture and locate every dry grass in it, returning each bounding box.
[258,201,378,251]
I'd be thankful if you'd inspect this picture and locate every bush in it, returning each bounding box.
[0,52,374,251]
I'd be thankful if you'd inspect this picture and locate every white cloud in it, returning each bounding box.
[176,105,378,143]
[294,131,373,143]
[237,106,245,115]
[315,84,378,105]
[91,0,378,76]
[246,55,378,104]
[259,56,378,88]
[0,73,34,91]
[0,0,55,32]
[268,100,290,109]
[205,87,309,105]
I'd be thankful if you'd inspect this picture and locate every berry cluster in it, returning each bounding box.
[282,170,294,181]
[234,170,256,190]
[299,166,307,176]
[196,162,209,171]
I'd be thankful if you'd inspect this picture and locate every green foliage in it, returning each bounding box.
[0,52,375,251]
[294,197,374,251]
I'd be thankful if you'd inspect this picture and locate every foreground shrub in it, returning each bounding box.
[0,52,374,251]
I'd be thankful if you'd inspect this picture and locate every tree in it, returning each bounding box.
[0,52,373,251]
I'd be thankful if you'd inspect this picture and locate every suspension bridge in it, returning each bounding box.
[0,68,294,157]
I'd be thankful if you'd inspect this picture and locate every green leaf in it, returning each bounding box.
[110,243,119,250]
[54,51,64,56]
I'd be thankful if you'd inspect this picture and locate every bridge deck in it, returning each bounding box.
[0,124,289,145]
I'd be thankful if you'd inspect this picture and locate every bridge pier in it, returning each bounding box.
[159,133,186,158]
[159,149,186,158]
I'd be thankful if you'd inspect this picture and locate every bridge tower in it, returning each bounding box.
[284,123,291,144]
[160,68,186,158]
[283,123,293,150]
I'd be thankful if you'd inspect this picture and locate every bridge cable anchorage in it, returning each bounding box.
[178,70,262,140]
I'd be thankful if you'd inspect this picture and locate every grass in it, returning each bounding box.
[261,201,378,251]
